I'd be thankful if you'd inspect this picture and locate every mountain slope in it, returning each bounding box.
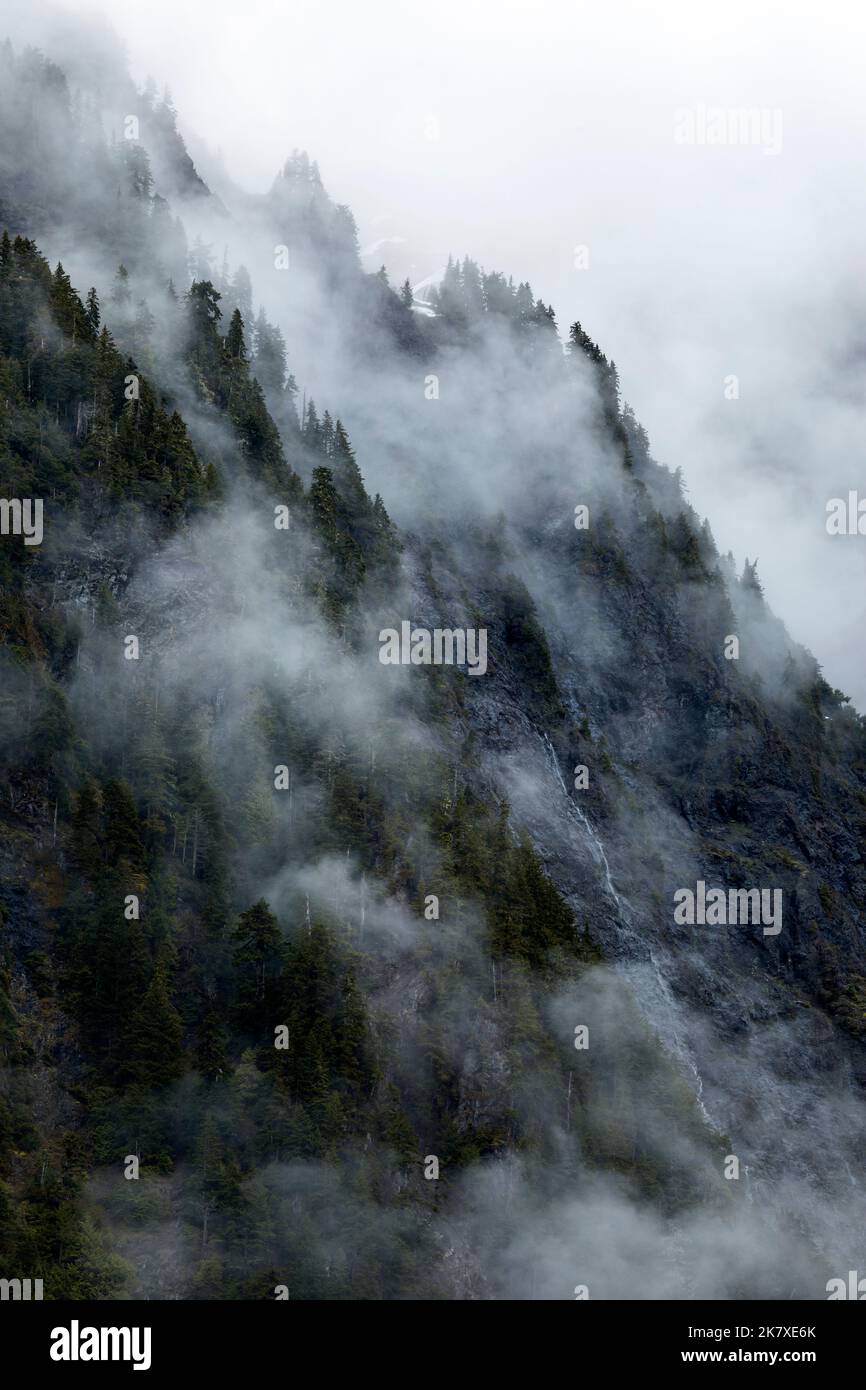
[1,30,865,1301]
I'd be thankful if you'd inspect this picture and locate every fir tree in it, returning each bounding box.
[85,286,100,331]
[232,900,284,1033]
[225,307,247,362]
[111,263,131,306]
[124,958,185,1087]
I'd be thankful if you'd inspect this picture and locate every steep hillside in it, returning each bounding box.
[1,32,865,1301]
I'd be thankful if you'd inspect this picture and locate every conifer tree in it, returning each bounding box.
[232,900,284,1032]
[85,286,100,331]
[225,307,247,361]
[124,958,185,1087]
[111,263,131,306]
[102,779,146,874]
[741,558,764,596]
[251,309,287,394]
[70,779,102,879]
[308,465,340,545]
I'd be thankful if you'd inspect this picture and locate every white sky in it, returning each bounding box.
[45,0,866,703]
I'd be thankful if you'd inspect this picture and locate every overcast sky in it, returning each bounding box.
[45,0,866,704]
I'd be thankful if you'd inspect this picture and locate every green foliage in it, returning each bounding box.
[231,900,284,1035]
[123,958,185,1087]
[0,234,209,528]
[2,76,863,1305]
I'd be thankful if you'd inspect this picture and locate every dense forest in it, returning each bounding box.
[1,24,866,1301]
